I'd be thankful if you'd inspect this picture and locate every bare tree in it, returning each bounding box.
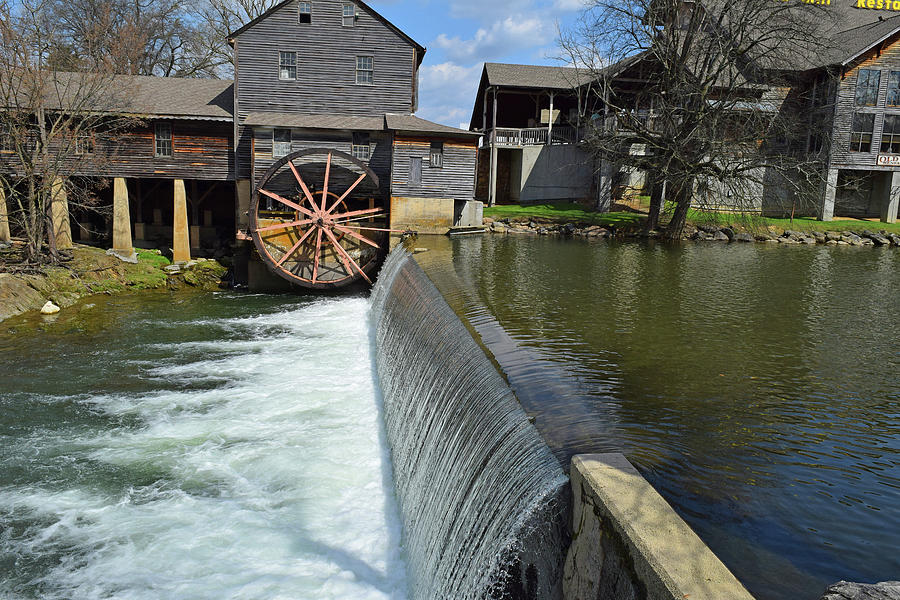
[0,0,139,264]
[196,0,281,77]
[561,0,835,238]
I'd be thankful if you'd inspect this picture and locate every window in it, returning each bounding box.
[279,51,297,81]
[273,129,292,158]
[351,132,371,161]
[75,133,94,155]
[850,113,875,152]
[882,115,900,153]
[430,142,443,168]
[155,123,172,157]
[0,133,11,152]
[855,69,880,106]
[356,56,373,85]
[409,156,422,185]
[888,72,900,107]
[342,4,355,26]
[298,1,311,23]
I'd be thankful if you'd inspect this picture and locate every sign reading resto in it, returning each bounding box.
[877,154,900,166]
[856,0,900,10]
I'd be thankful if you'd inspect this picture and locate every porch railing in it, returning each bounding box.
[489,126,583,147]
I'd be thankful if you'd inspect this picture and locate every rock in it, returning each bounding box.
[537,227,549,235]
[106,248,138,264]
[163,264,182,274]
[698,224,719,233]
[778,237,799,244]
[483,217,494,225]
[841,233,863,246]
[40,300,60,315]
[819,580,900,600]
[755,233,774,242]
[720,227,735,241]
[713,230,730,241]
[889,234,900,246]
[801,237,817,245]
[812,231,827,242]
[825,232,841,242]
[562,223,576,235]
[734,232,755,242]
[869,233,890,246]
[784,229,803,239]
[825,239,839,245]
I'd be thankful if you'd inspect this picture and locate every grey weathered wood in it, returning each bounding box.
[391,136,477,201]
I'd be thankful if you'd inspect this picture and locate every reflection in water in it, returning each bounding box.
[414,234,900,600]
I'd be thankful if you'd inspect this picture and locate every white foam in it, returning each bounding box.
[1,297,408,600]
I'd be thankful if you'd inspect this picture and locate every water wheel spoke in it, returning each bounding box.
[312,228,323,284]
[321,152,332,212]
[324,227,372,284]
[326,173,368,215]
[259,189,316,219]
[275,225,316,268]
[331,207,384,223]
[255,218,315,234]
[287,161,316,208]
[334,224,379,249]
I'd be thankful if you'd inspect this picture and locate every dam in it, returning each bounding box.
[1,239,897,599]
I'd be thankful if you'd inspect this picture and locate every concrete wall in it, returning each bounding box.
[518,145,594,204]
[390,196,454,233]
[564,454,755,600]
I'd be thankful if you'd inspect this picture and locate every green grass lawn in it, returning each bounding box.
[484,203,644,227]
[485,202,900,234]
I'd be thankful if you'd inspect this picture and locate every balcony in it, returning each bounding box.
[488,126,583,147]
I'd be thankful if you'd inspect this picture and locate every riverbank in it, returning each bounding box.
[483,203,900,246]
[0,241,228,323]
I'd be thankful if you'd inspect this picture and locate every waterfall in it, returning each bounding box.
[370,247,569,600]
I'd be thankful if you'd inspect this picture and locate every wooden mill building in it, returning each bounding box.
[470,1,900,224]
[0,0,480,285]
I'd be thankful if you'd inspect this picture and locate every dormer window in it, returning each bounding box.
[279,51,297,80]
[342,4,355,26]
[298,1,311,23]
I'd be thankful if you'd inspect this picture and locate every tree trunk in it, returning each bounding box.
[646,177,666,232]
[664,182,692,240]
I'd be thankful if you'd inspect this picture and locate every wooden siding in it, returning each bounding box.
[0,120,234,181]
[233,0,417,118]
[233,0,417,179]
[830,33,900,170]
[251,127,392,198]
[390,136,477,201]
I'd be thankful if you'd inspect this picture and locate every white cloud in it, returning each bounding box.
[417,62,483,127]
[553,0,586,10]
[434,16,551,63]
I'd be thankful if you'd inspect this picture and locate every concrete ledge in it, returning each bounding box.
[564,453,755,600]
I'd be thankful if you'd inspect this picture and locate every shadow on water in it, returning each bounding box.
[412,234,900,600]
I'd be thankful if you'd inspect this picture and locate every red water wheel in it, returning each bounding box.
[250,149,387,289]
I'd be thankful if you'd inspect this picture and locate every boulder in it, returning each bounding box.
[713,230,730,241]
[889,234,900,246]
[720,227,735,241]
[734,232,755,242]
[106,248,138,264]
[841,233,863,246]
[820,581,900,600]
[812,231,827,242]
[826,232,842,242]
[40,300,60,315]
[869,233,890,246]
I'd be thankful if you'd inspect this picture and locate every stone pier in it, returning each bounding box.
[0,184,10,242]
[112,178,134,255]
[173,179,191,263]
[51,177,73,249]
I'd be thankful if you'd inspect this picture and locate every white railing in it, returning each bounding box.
[489,126,583,147]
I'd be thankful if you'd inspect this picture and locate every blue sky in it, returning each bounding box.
[368,0,586,129]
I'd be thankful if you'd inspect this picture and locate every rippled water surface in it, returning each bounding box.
[414,234,900,600]
[0,291,407,600]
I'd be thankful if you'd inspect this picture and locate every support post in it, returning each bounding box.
[0,183,10,242]
[820,168,838,221]
[236,179,252,236]
[548,92,555,145]
[112,177,133,254]
[51,177,73,249]
[173,179,191,262]
[489,87,499,207]
[881,171,900,223]
[597,159,614,213]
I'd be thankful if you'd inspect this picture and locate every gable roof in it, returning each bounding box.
[227,0,425,64]
[482,63,592,90]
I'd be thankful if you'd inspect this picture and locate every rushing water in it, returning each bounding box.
[413,234,900,600]
[370,250,568,600]
[0,291,407,600]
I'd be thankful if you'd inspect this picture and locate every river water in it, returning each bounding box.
[0,292,407,600]
[414,234,900,600]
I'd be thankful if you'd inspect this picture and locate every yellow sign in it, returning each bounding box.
[856,0,900,9]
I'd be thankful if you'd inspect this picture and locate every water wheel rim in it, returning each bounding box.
[249,149,385,289]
